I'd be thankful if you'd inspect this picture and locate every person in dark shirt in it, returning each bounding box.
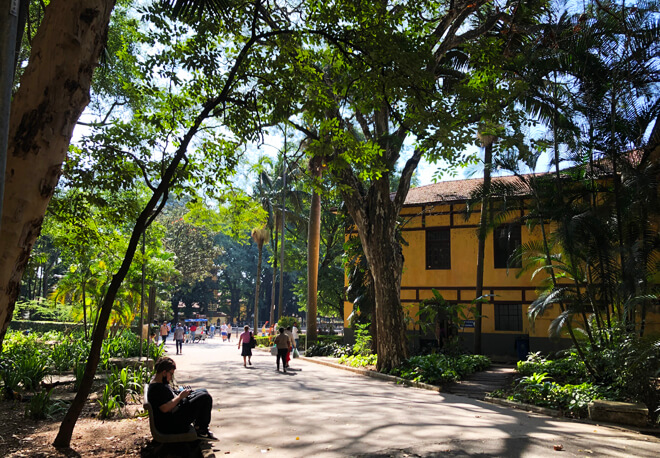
[147,357,216,439]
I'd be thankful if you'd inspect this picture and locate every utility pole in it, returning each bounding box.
[0,0,20,233]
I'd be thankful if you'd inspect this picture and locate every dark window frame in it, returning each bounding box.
[426,228,451,270]
[494,303,523,331]
[494,224,522,269]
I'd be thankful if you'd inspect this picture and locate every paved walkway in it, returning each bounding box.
[164,337,660,457]
[443,365,516,400]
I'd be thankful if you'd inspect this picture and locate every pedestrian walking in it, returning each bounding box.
[292,323,299,348]
[237,325,253,367]
[160,321,169,345]
[274,328,290,373]
[174,322,185,355]
[284,326,295,369]
[226,322,232,342]
[221,323,228,342]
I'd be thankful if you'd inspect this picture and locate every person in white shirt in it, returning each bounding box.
[291,324,299,348]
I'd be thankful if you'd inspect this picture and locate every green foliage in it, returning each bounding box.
[352,322,372,357]
[15,351,50,391]
[98,384,120,419]
[25,389,67,420]
[338,354,378,367]
[107,366,142,406]
[73,362,86,392]
[516,352,588,385]
[0,359,22,397]
[510,337,660,419]
[277,316,297,330]
[255,336,272,347]
[506,372,608,417]
[389,354,491,385]
[308,335,343,346]
[305,342,353,358]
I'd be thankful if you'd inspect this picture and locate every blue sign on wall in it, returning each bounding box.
[463,320,475,328]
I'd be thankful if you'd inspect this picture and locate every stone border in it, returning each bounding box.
[299,356,441,392]
[484,395,561,417]
[285,353,660,436]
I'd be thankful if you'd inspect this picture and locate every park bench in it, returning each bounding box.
[143,384,198,444]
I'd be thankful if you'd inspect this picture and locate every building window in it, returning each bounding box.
[426,228,451,269]
[494,224,522,269]
[495,304,522,331]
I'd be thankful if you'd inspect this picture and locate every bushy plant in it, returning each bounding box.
[255,336,272,347]
[306,335,343,346]
[353,322,372,356]
[15,351,50,391]
[277,316,298,329]
[389,354,491,385]
[98,384,119,419]
[107,366,141,406]
[305,342,353,357]
[507,371,608,417]
[25,389,67,420]
[73,361,86,391]
[338,354,378,367]
[0,358,22,398]
[516,352,588,385]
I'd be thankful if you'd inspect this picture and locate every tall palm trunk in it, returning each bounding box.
[474,140,493,355]
[277,160,286,320]
[252,228,269,332]
[306,155,323,341]
[269,223,278,333]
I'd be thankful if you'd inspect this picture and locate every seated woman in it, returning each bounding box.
[147,357,216,439]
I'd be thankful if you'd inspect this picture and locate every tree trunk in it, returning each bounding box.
[474,142,493,355]
[254,246,263,332]
[341,177,407,372]
[0,0,117,349]
[269,225,278,332]
[278,164,286,320]
[82,278,88,339]
[306,156,322,341]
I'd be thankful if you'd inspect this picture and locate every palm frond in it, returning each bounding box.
[164,0,231,20]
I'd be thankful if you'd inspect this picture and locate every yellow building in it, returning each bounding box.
[343,174,659,360]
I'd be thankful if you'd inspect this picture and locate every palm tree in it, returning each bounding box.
[251,228,269,332]
[306,154,323,341]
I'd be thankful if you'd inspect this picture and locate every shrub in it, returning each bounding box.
[516,352,588,385]
[98,384,119,419]
[389,354,491,385]
[277,316,298,330]
[15,351,50,391]
[305,342,353,357]
[506,371,608,417]
[339,354,378,367]
[353,323,372,357]
[107,366,141,406]
[255,336,272,347]
[25,389,67,420]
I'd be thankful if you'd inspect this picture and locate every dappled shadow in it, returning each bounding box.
[169,341,660,457]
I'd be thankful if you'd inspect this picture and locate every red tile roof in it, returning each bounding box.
[404,174,526,206]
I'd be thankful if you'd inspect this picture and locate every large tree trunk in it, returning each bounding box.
[0,0,116,348]
[342,177,408,372]
[306,155,322,341]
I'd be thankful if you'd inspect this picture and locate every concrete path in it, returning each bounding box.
[165,337,660,457]
[443,365,516,400]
